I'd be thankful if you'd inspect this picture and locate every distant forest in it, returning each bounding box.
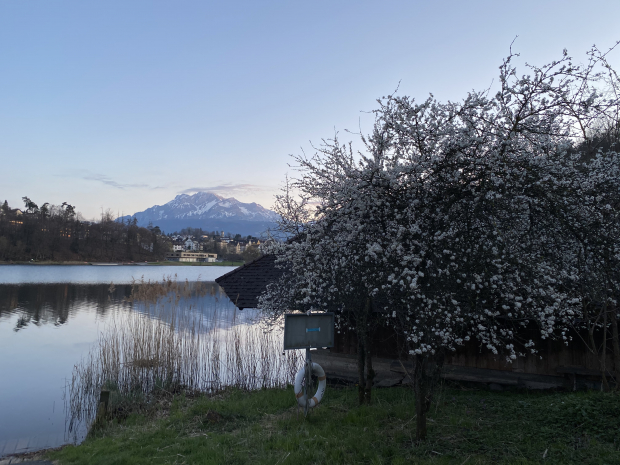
[0,198,170,262]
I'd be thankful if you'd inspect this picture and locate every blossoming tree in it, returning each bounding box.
[260,44,620,440]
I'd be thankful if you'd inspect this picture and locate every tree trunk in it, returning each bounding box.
[413,352,444,442]
[610,305,620,390]
[601,303,610,392]
[364,330,374,404]
[357,333,366,405]
[587,325,597,367]
[356,297,374,405]
[414,374,427,441]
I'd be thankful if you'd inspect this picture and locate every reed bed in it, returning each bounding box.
[65,277,302,439]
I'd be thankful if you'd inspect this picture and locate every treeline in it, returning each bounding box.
[0,198,170,262]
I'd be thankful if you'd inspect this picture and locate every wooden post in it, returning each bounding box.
[95,390,110,425]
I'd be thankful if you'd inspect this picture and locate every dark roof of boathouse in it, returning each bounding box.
[215,254,283,309]
[215,253,390,313]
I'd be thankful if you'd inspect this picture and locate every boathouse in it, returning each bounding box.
[216,255,611,390]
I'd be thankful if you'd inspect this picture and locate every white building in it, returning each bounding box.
[185,239,201,251]
[165,252,217,263]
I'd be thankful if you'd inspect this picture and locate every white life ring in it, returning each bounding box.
[294,362,326,408]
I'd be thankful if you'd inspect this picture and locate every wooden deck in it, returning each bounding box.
[311,349,603,390]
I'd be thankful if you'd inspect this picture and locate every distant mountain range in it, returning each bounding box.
[118,192,279,236]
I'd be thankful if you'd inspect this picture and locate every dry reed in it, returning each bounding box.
[65,277,302,438]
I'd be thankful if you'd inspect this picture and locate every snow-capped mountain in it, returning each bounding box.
[119,192,279,236]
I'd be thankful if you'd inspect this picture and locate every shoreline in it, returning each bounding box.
[0,447,61,465]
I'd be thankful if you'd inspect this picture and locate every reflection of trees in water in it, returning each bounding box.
[0,282,233,332]
[0,283,134,331]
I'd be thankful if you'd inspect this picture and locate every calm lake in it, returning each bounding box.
[0,265,239,457]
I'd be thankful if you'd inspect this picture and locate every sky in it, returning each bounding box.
[1,0,619,220]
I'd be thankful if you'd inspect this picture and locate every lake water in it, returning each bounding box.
[0,264,232,285]
[0,265,238,458]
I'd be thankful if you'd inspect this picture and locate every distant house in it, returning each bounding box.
[216,238,231,250]
[228,241,242,254]
[172,241,184,251]
[6,208,24,225]
[185,239,201,251]
[228,241,247,254]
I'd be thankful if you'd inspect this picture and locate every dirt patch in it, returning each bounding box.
[203,410,223,423]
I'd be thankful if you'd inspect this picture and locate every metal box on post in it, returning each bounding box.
[283,312,335,350]
[283,312,335,417]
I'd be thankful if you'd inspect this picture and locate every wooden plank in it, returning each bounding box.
[556,365,613,377]
[390,359,566,388]
[442,365,565,388]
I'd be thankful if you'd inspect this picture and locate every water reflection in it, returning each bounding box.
[0,281,245,332]
[0,284,132,331]
[0,280,254,458]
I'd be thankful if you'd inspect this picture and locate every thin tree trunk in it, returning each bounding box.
[610,305,620,390]
[364,329,374,404]
[413,354,428,441]
[415,390,427,441]
[601,303,610,391]
[357,297,374,405]
[357,331,366,405]
[588,325,597,371]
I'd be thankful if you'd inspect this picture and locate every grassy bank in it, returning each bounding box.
[50,385,620,465]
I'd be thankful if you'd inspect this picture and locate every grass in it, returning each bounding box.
[49,385,620,465]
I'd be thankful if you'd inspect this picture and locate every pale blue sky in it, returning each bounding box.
[1,1,619,219]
